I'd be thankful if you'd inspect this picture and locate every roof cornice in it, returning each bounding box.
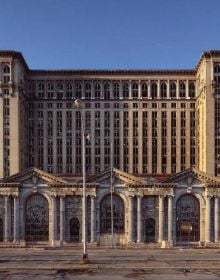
[195,50,220,72]
[29,69,195,76]
[0,50,29,72]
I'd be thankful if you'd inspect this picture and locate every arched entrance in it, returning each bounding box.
[69,218,80,242]
[145,218,156,243]
[100,194,124,234]
[25,194,49,241]
[176,194,200,242]
[100,194,125,246]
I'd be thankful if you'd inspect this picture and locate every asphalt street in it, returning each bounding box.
[0,248,220,279]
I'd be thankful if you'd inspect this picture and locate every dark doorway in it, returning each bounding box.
[145,218,156,243]
[69,218,80,242]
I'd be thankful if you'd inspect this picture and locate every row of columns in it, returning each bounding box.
[51,195,96,245]
[128,195,173,244]
[128,195,220,245]
[33,79,194,100]
[3,194,220,245]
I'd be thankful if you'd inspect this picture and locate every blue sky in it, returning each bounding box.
[1,0,220,69]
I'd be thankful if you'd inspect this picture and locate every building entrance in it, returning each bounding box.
[176,194,200,242]
[69,218,80,242]
[25,194,49,241]
[145,218,156,243]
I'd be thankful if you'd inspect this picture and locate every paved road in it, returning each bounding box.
[0,248,220,279]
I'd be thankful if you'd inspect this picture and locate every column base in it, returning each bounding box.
[51,240,62,247]
[88,242,98,248]
[135,241,145,248]
[161,240,173,248]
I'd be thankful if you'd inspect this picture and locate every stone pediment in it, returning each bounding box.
[4,167,66,185]
[161,168,220,185]
[87,168,144,185]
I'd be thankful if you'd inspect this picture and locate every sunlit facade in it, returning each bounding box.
[0,50,220,247]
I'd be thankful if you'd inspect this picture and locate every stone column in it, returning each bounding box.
[51,196,57,246]
[158,195,164,243]
[206,195,211,243]
[4,196,9,242]
[90,196,96,243]
[137,195,143,243]
[214,196,219,243]
[60,196,65,244]
[168,196,173,246]
[13,196,19,242]
[128,196,134,243]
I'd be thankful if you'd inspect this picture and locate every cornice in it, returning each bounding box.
[29,69,195,76]
[0,50,29,72]
[195,50,220,72]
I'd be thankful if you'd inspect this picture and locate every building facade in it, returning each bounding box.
[0,50,220,247]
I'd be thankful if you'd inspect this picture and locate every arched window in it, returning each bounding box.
[179,81,186,98]
[47,82,54,99]
[38,82,44,91]
[100,194,124,233]
[66,82,73,99]
[94,83,101,99]
[113,82,120,99]
[56,81,63,91]
[47,82,54,91]
[189,82,195,98]
[56,81,63,99]
[85,82,91,99]
[170,82,176,98]
[75,82,82,98]
[132,82,138,99]
[3,64,10,74]
[142,82,148,98]
[123,83,129,98]
[104,83,110,100]
[160,82,167,98]
[25,194,49,241]
[214,63,220,74]
[176,194,200,242]
[38,82,45,98]
[3,64,10,84]
[151,82,157,99]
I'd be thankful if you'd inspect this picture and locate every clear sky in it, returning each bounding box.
[1,0,220,70]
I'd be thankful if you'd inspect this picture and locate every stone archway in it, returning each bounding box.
[176,194,200,242]
[100,194,125,234]
[99,194,125,246]
[25,194,49,241]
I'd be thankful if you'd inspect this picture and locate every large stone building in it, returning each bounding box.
[0,50,220,247]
